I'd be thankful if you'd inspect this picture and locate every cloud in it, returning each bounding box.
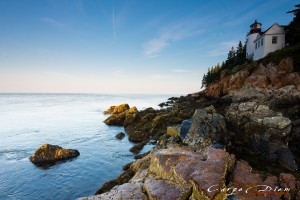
[172,69,190,73]
[41,18,65,29]
[143,19,205,58]
[144,39,168,58]
[207,40,239,56]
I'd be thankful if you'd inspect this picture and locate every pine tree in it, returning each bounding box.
[227,46,235,61]
[237,41,244,55]
[201,74,207,88]
[287,4,300,45]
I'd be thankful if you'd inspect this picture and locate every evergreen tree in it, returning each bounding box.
[201,74,207,88]
[237,41,244,55]
[287,4,300,45]
[227,46,235,61]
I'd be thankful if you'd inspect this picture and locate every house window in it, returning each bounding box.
[261,38,263,46]
[258,41,260,48]
[255,43,257,49]
[272,36,277,44]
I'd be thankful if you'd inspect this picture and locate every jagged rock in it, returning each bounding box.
[87,145,299,200]
[205,57,300,98]
[279,173,298,200]
[115,132,125,140]
[78,182,146,200]
[245,58,299,90]
[206,69,250,97]
[157,134,182,148]
[92,146,235,200]
[148,146,235,199]
[103,106,116,114]
[134,151,150,160]
[166,125,181,137]
[104,105,138,127]
[122,162,132,171]
[129,142,145,154]
[232,160,281,200]
[277,147,298,172]
[179,119,192,139]
[144,176,191,200]
[103,104,130,114]
[184,106,226,148]
[104,111,126,126]
[124,106,138,127]
[95,154,150,195]
[225,86,268,103]
[29,144,79,165]
[125,109,183,143]
[225,101,298,171]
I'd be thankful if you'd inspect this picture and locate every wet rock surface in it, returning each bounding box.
[115,132,125,140]
[29,144,80,165]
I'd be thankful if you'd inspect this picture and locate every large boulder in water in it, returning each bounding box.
[29,144,80,165]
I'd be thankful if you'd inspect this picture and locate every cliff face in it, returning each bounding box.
[205,58,300,97]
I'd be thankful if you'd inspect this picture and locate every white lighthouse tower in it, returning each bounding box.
[246,20,262,60]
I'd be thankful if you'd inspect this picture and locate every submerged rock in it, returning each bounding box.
[29,144,79,165]
[115,132,125,140]
[129,142,145,154]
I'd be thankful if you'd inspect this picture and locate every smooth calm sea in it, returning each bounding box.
[0,93,171,200]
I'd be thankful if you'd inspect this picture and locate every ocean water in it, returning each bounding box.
[0,93,171,200]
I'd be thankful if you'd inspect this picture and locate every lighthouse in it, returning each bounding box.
[246,20,262,60]
[246,20,286,61]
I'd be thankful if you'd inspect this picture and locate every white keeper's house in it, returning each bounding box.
[246,20,286,61]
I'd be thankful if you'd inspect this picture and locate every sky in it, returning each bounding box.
[0,0,296,94]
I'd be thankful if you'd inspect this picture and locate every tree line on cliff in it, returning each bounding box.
[201,3,300,88]
[201,41,246,88]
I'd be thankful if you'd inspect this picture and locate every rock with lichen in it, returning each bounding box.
[29,144,79,165]
[225,101,298,171]
[103,104,130,114]
[103,104,138,127]
[184,106,226,148]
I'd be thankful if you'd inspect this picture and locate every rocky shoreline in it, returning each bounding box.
[79,57,300,200]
